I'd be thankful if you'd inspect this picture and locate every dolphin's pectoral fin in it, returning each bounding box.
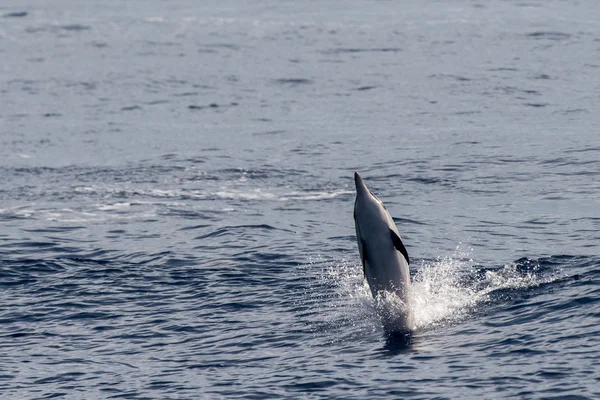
[390,229,410,265]
[361,239,368,276]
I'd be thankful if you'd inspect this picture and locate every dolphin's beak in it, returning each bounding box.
[354,172,368,195]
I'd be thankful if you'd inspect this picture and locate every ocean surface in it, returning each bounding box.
[1,0,599,398]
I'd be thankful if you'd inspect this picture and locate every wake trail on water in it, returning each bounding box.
[302,249,562,338]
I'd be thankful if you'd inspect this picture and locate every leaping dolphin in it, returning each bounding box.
[353,172,412,333]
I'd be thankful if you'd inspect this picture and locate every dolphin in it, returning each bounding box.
[353,172,412,333]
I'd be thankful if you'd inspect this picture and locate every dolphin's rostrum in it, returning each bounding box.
[353,172,412,334]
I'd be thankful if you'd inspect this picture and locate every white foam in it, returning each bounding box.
[145,17,165,23]
[280,190,353,201]
[214,191,279,201]
[304,248,559,336]
[73,185,352,202]
[215,189,352,201]
[409,255,479,329]
[97,202,132,211]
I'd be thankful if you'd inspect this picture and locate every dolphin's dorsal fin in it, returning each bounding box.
[390,229,410,265]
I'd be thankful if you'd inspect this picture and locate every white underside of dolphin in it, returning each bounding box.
[353,172,413,334]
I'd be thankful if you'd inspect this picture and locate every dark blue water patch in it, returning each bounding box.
[482,256,569,277]
[25,24,91,34]
[536,393,593,400]
[33,371,86,385]
[144,40,181,47]
[494,86,541,96]
[524,102,549,108]
[61,24,91,31]
[121,105,142,111]
[193,224,287,240]
[406,176,453,186]
[60,310,121,321]
[172,91,202,97]
[22,226,86,233]
[7,166,61,176]
[428,73,471,82]
[564,145,600,154]
[355,85,378,91]
[0,211,31,221]
[159,208,222,221]
[205,43,240,51]
[554,108,589,116]
[188,102,227,111]
[538,156,580,166]
[453,110,481,116]
[323,47,402,54]
[327,235,355,244]
[252,130,286,136]
[0,258,66,275]
[284,378,341,392]
[531,73,554,80]
[526,31,572,40]
[487,67,519,72]
[215,301,263,312]
[3,11,28,18]
[0,276,38,287]
[272,78,314,86]
[177,224,211,231]
[198,48,219,54]
[88,40,108,48]
[145,99,169,106]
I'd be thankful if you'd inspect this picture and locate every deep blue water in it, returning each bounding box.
[1,1,599,398]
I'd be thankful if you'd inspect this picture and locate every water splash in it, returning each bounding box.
[297,256,378,341]
[302,250,562,338]
[374,290,411,334]
[409,253,479,329]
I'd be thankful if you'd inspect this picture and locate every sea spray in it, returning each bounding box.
[300,247,564,339]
